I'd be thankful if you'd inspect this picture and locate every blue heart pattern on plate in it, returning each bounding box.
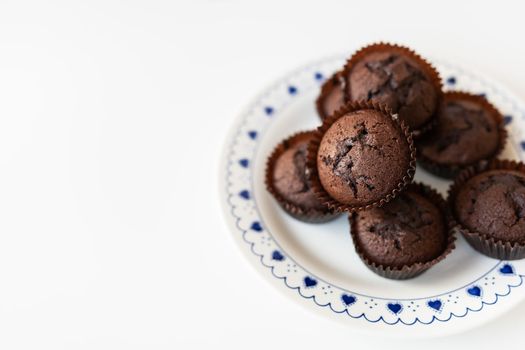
[427,300,443,312]
[387,303,402,315]
[500,264,514,275]
[341,294,356,306]
[272,250,284,261]
[250,221,263,232]
[467,286,482,297]
[304,276,317,288]
[446,76,456,85]
[239,190,250,200]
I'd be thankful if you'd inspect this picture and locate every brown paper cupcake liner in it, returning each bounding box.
[315,70,346,121]
[417,91,508,179]
[341,42,443,138]
[265,130,340,223]
[306,100,416,213]
[448,159,525,260]
[350,182,456,279]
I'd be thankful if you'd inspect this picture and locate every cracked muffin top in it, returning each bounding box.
[343,48,438,130]
[316,109,411,206]
[418,93,502,168]
[272,132,328,212]
[352,189,447,268]
[454,170,525,244]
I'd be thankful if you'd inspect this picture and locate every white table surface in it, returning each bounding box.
[1,0,524,348]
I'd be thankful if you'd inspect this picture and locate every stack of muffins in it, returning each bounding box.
[266,43,525,280]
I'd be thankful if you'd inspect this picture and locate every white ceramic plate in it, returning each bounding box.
[219,55,525,337]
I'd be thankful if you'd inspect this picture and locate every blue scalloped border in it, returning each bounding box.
[224,56,525,325]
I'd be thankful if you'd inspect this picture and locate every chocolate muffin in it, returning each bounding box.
[417,92,506,178]
[307,101,415,212]
[316,71,346,121]
[266,131,339,222]
[350,183,454,279]
[450,161,525,259]
[341,43,441,134]
[455,170,525,243]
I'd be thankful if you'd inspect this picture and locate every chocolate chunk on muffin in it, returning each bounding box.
[316,71,346,121]
[306,101,415,212]
[417,92,506,178]
[350,183,454,279]
[341,43,442,134]
[266,131,339,222]
[449,160,525,259]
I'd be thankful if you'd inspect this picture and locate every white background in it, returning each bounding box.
[0,0,524,348]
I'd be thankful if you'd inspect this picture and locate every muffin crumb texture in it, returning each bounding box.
[317,109,410,206]
[353,191,446,268]
[273,139,326,212]
[419,97,499,166]
[345,52,437,129]
[455,170,525,244]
